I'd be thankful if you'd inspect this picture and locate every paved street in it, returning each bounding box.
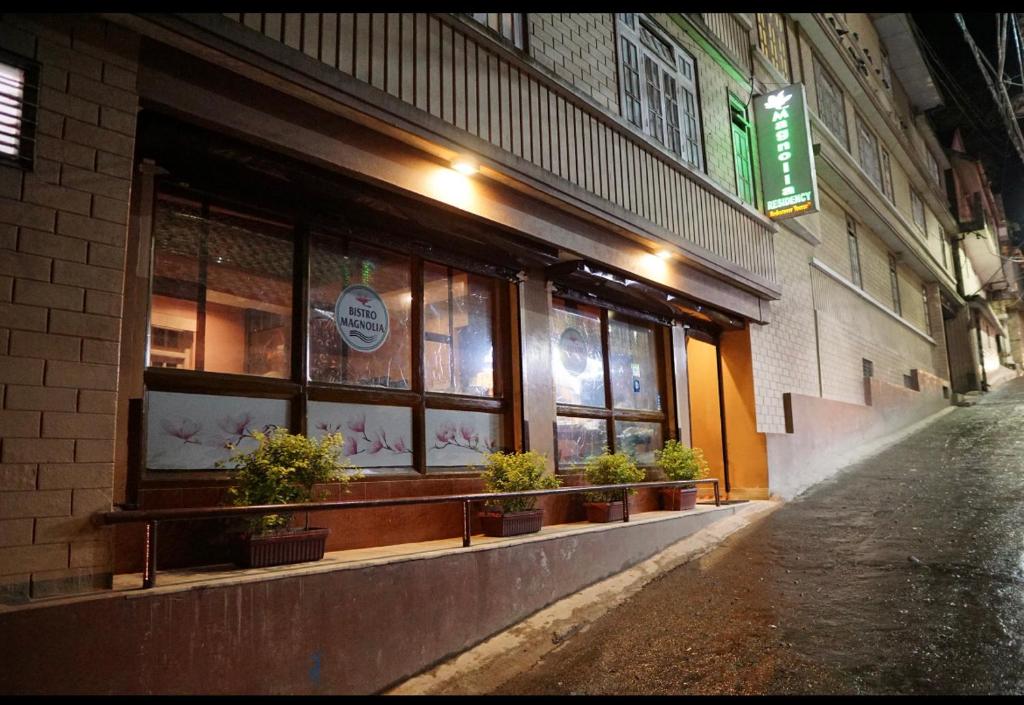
[494,377,1024,695]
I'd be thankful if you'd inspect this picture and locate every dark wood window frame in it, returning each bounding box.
[552,296,676,473]
[142,178,520,479]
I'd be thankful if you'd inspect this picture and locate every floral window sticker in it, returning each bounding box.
[307,401,413,473]
[146,391,290,470]
[425,408,501,468]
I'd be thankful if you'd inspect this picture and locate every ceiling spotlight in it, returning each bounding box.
[451,157,479,176]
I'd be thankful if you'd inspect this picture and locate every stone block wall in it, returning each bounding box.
[0,14,138,602]
[527,13,619,113]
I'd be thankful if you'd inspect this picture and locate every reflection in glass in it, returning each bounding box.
[614,420,663,465]
[556,416,608,468]
[423,262,494,397]
[609,315,661,411]
[149,192,293,378]
[551,300,605,407]
[309,233,411,389]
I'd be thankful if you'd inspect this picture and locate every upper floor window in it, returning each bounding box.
[467,13,525,49]
[855,114,882,189]
[921,285,932,335]
[617,14,703,170]
[814,55,847,146]
[847,215,862,288]
[729,94,755,205]
[888,254,902,315]
[925,149,941,186]
[0,53,39,169]
[880,49,892,92]
[755,13,790,80]
[880,148,894,202]
[910,188,925,231]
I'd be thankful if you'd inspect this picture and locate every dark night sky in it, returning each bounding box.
[911,12,1024,247]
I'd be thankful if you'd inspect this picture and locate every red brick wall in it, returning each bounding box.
[0,15,139,602]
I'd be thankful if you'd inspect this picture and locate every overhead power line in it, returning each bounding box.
[954,13,1024,166]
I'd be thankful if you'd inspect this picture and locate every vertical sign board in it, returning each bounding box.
[753,83,820,221]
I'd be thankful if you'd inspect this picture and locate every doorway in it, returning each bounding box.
[685,332,728,498]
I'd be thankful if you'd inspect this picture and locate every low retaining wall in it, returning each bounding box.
[0,505,741,695]
[767,370,950,499]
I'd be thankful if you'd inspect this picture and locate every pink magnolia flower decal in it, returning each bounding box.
[161,417,202,444]
[347,414,366,434]
[433,419,493,455]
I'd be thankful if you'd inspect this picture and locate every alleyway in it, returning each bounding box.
[494,377,1024,695]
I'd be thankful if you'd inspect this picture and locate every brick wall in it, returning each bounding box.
[0,15,138,602]
[527,14,619,113]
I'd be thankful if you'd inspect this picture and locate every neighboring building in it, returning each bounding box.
[0,11,1003,693]
[945,128,1022,391]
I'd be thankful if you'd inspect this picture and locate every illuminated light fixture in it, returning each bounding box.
[655,249,673,260]
[451,156,479,176]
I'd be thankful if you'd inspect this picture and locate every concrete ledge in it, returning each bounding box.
[0,504,744,695]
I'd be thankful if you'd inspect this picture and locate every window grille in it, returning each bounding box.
[814,55,847,145]
[466,13,525,49]
[755,13,790,80]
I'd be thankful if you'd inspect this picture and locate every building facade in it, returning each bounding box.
[0,12,992,613]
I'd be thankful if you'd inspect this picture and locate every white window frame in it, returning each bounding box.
[616,14,703,170]
[814,54,848,147]
[924,149,941,186]
[910,188,926,232]
[880,147,894,202]
[855,113,882,190]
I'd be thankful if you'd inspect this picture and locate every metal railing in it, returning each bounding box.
[98,478,720,589]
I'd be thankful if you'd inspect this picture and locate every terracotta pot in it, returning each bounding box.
[478,508,545,537]
[659,487,698,511]
[584,501,624,523]
[236,527,329,568]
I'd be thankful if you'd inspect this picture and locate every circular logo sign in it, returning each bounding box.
[559,327,588,376]
[334,284,390,353]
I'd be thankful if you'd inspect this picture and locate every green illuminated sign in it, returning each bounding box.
[753,84,819,221]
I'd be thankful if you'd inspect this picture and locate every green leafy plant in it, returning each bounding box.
[582,448,645,503]
[220,428,362,534]
[481,450,561,513]
[654,440,709,482]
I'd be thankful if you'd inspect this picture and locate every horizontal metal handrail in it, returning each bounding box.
[98,478,720,589]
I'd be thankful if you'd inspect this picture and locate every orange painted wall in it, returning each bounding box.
[719,326,769,498]
[686,336,725,495]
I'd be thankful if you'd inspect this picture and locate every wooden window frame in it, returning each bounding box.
[755,12,791,81]
[465,13,527,50]
[616,14,704,171]
[910,187,926,232]
[552,296,676,473]
[855,113,882,190]
[729,92,755,206]
[142,179,519,479]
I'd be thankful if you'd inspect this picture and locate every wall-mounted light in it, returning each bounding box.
[451,156,479,176]
[655,249,673,260]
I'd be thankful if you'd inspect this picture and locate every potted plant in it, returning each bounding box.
[654,440,709,511]
[220,427,362,568]
[582,449,645,523]
[479,450,561,537]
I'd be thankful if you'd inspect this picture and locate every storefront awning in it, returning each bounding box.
[546,259,745,333]
[138,112,561,280]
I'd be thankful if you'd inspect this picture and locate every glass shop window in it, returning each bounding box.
[424,263,495,397]
[148,190,293,378]
[309,233,412,389]
[551,297,667,470]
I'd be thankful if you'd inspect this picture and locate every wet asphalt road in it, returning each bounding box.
[494,377,1024,695]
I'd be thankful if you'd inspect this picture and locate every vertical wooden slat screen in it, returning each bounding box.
[221,12,776,284]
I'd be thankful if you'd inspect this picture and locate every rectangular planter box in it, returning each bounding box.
[659,487,698,511]
[236,527,330,568]
[584,501,624,523]
[478,509,544,537]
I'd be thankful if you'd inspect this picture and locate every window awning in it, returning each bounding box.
[546,259,745,333]
[138,112,561,281]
